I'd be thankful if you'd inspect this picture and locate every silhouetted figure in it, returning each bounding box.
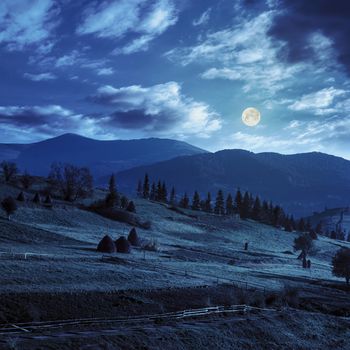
[302,256,307,268]
[307,259,311,269]
[244,242,248,251]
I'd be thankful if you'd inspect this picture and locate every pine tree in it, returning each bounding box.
[214,190,225,215]
[106,174,118,207]
[179,193,189,209]
[137,180,142,197]
[204,192,212,213]
[225,193,234,215]
[150,182,156,200]
[298,218,306,232]
[234,189,242,214]
[272,205,282,226]
[156,180,162,201]
[315,222,323,234]
[142,173,150,199]
[170,186,176,205]
[240,191,250,219]
[252,196,261,221]
[191,191,201,210]
[161,182,168,202]
[261,200,269,223]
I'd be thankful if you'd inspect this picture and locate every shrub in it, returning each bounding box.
[332,248,350,285]
[126,200,136,213]
[1,196,17,220]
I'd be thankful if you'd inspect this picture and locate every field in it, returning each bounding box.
[0,183,350,349]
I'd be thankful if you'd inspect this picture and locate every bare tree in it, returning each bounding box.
[1,161,18,183]
[48,163,93,201]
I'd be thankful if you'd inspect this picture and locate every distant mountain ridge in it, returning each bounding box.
[116,149,350,217]
[0,133,207,178]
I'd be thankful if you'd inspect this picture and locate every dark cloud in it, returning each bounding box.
[269,0,350,73]
[107,110,156,130]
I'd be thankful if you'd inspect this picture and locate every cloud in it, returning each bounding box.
[77,0,178,54]
[166,11,306,95]
[89,82,222,137]
[23,72,56,81]
[268,0,350,75]
[0,105,83,138]
[193,8,211,26]
[55,50,82,67]
[96,68,114,76]
[0,0,59,51]
[288,87,347,115]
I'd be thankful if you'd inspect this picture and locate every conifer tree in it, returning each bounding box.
[214,190,225,215]
[142,173,150,199]
[240,191,250,219]
[106,174,118,207]
[150,182,156,200]
[191,191,201,210]
[204,192,212,213]
[137,180,142,197]
[298,218,306,232]
[179,193,189,209]
[170,186,176,205]
[252,196,261,221]
[161,181,168,202]
[234,189,242,214]
[156,180,162,201]
[225,193,234,215]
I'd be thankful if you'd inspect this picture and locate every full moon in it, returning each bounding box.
[242,107,261,127]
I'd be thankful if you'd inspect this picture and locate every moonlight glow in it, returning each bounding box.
[242,107,261,127]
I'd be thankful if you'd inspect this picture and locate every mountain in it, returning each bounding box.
[0,143,29,162]
[11,133,207,178]
[116,149,350,217]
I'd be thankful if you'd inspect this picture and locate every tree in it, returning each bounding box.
[297,218,306,232]
[203,192,212,213]
[32,193,41,203]
[120,195,129,209]
[191,191,201,210]
[136,180,142,198]
[126,201,136,213]
[332,248,350,285]
[252,196,261,221]
[48,163,93,201]
[161,182,168,202]
[20,171,34,190]
[170,187,176,205]
[156,180,162,201]
[1,196,17,220]
[225,193,234,215]
[293,234,313,257]
[105,174,119,207]
[1,161,17,183]
[150,182,156,201]
[234,189,242,214]
[179,193,189,209]
[240,191,250,219]
[214,190,225,215]
[142,173,150,199]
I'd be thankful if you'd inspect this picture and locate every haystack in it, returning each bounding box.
[17,191,25,202]
[128,227,140,246]
[115,236,131,253]
[97,235,116,253]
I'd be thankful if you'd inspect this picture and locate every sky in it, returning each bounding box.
[0,0,350,159]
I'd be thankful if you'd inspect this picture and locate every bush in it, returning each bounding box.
[1,196,17,220]
[126,200,136,213]
[332,248,350,285]
[281,284,299,307]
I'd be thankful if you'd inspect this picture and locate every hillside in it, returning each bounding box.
[1,133,207,179]
[0,181,350,349]
[116,150,350,217]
